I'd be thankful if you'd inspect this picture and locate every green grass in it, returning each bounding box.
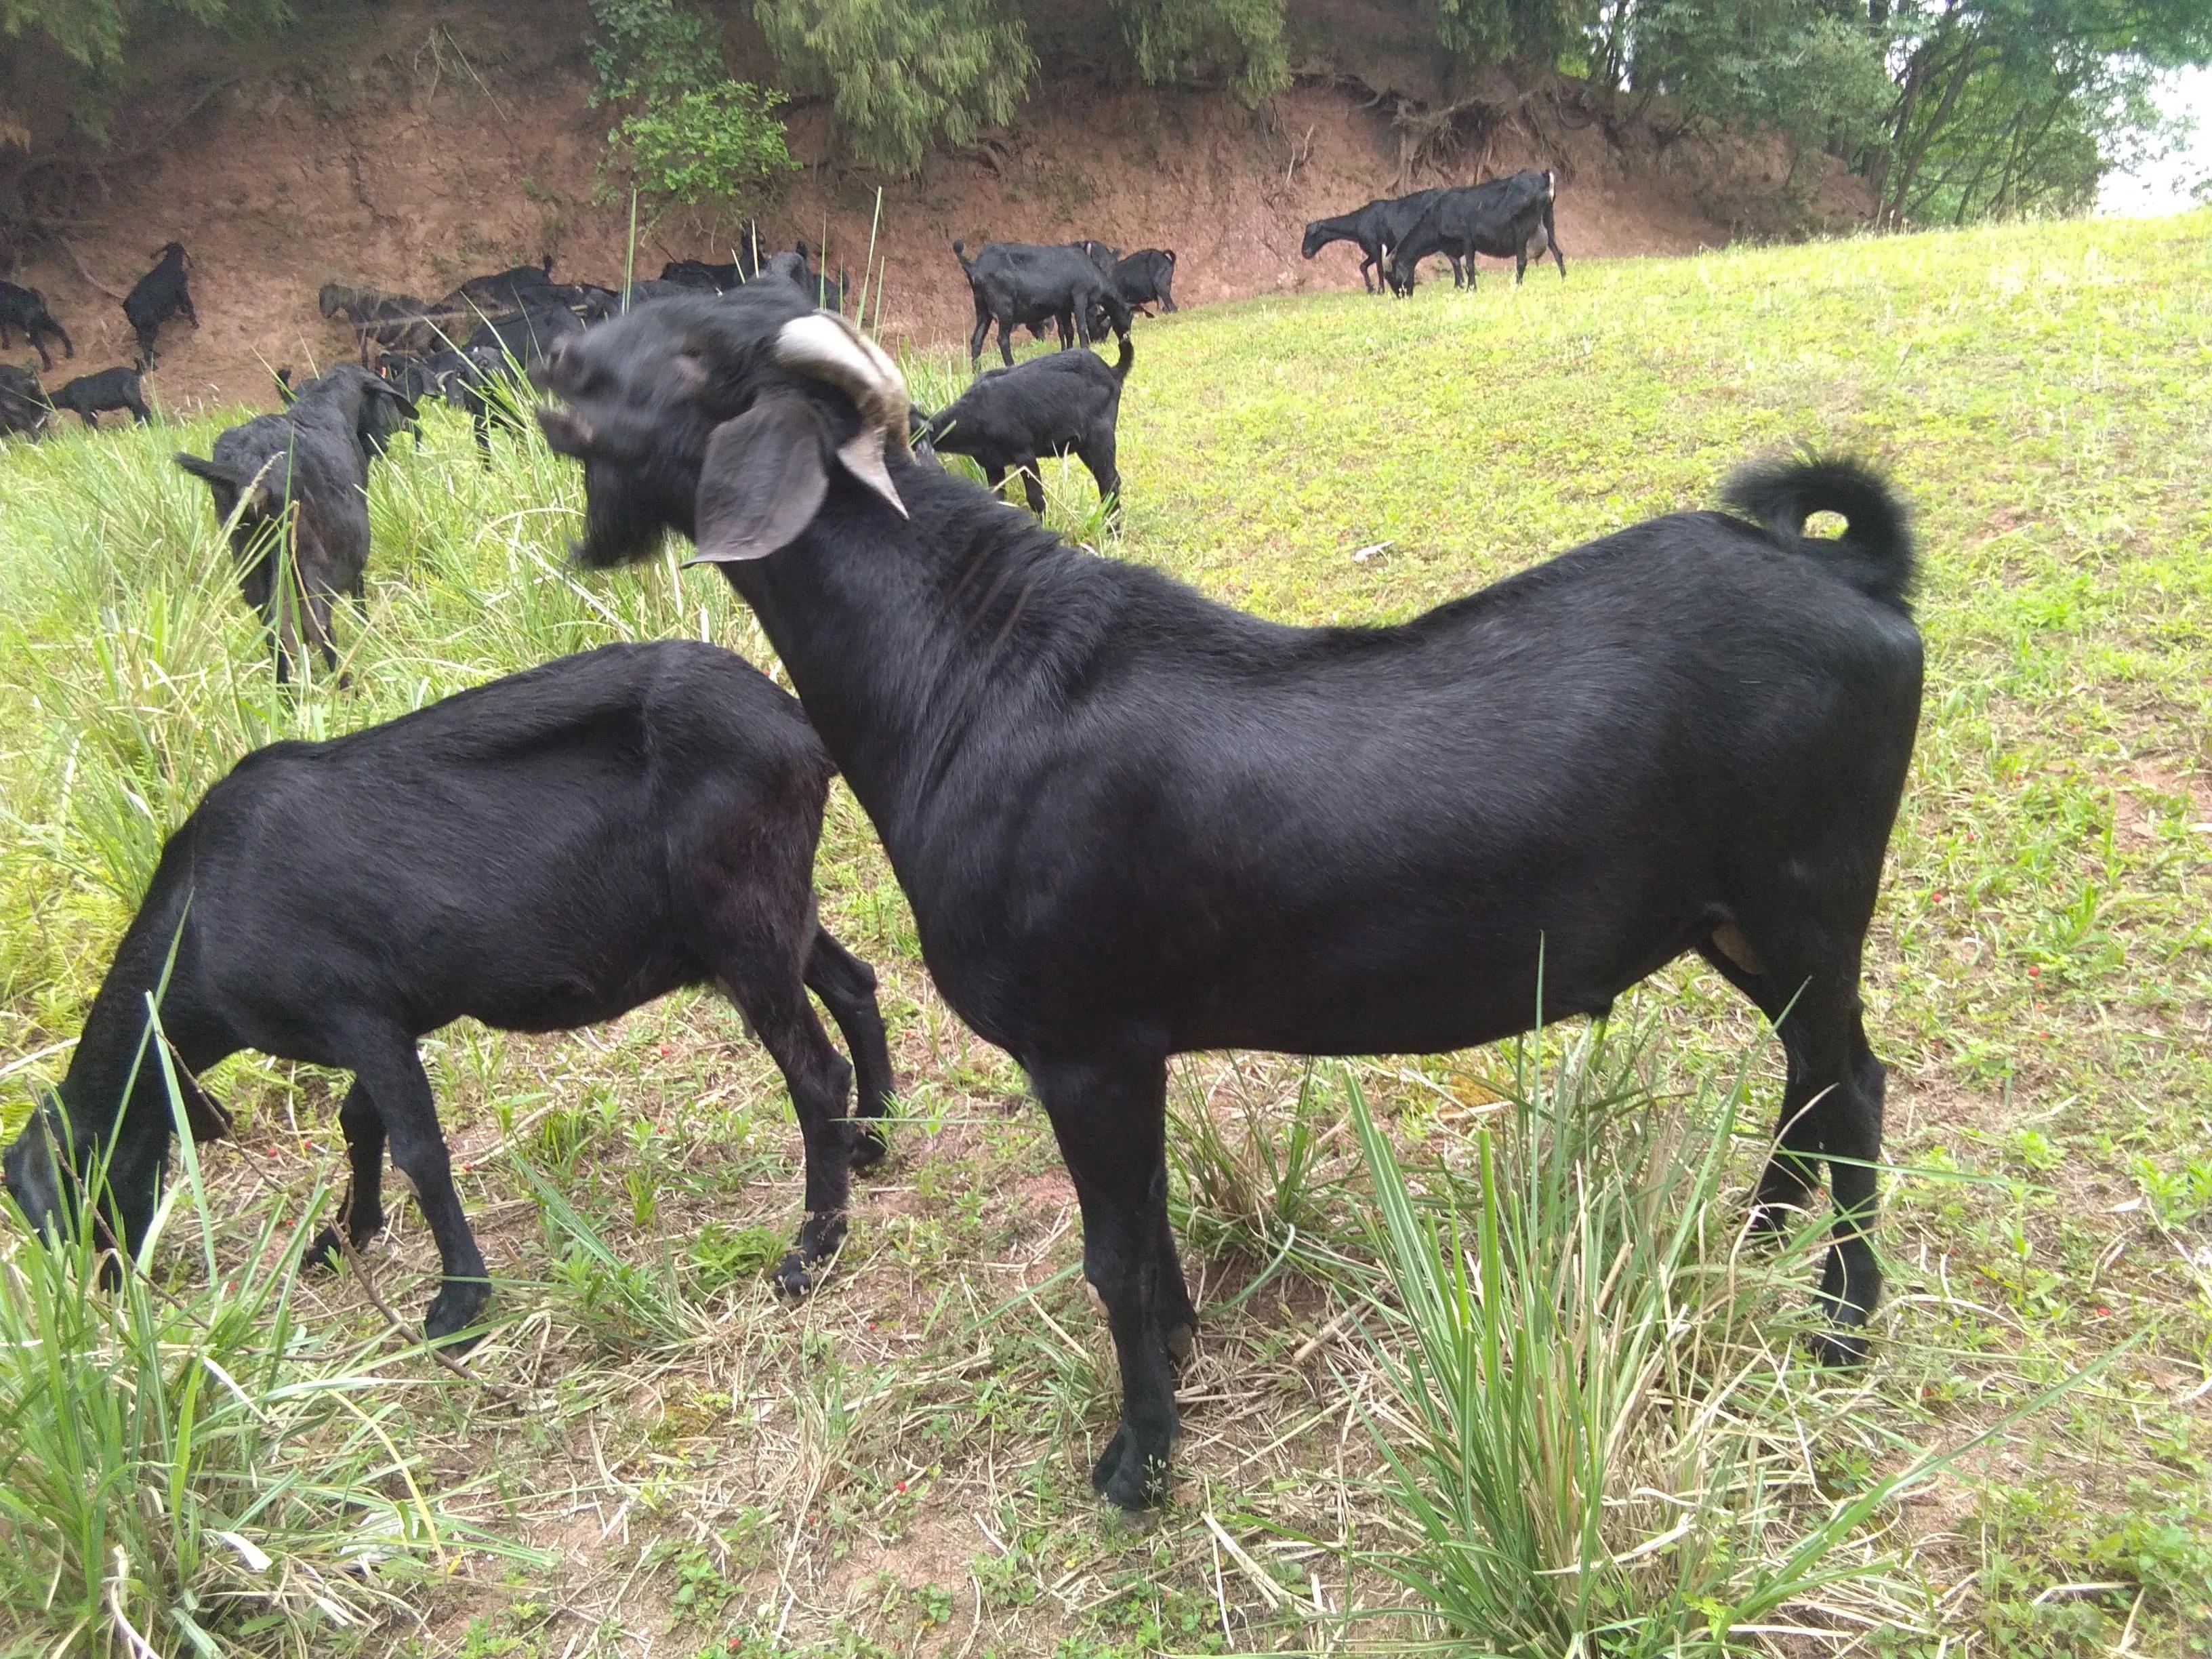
[1,209,2209,1656]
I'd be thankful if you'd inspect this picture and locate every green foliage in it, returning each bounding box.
[1437,0,1591,64]
[0,1078,529,1650]
[1105,0,1288,106]
[1875,0,2212,225]
[752,0,1035,176]
[1613,0,1894,159]
[0,0,286,70]
[588,0,796,207]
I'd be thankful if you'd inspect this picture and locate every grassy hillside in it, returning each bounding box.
[1,211,2207,1658]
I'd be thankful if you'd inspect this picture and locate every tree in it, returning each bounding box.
[1870,0,2212,225]
[753,0,1034,176]
[588,0,796,207]
[1106,0,1289,105]
[2,0,289,144]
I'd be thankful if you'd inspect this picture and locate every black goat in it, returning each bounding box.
[920,336,1130,518]
[123,243,197,368]
[661,258,744,292]
[445,254,557,313]
[0,281,73,370]
[174,363,416,680]
[536,293,1925,1510]
[1301,190,1441,293]
[0,363,47,436]
[319,285,459,364]
[447,306,583,459]
[1110,249,1177,314]
[953,240,1132,368]
[43,365,150,427]
[2,640,898,1344]
[1386,169,1564,295]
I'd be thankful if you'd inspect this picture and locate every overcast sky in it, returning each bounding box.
[2097,64,2211,214]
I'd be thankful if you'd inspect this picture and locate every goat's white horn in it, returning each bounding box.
[773,311,912,461]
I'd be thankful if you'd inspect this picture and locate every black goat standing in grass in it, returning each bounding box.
[1301,190,1443,292]
[43,366,152,428]
[919,336,1130,519]
[954,240,1132,368]
[175,363,415,680]
[2,641,897,1343]
[123,243,197,368]
[0,280,73,370]
[533,291,1925,1509]
[1386,169,1565,296]
[0,364,47,436]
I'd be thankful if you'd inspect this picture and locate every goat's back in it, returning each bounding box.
[160,642,831,1035]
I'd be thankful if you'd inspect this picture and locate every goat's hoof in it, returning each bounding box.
[423,1282,490,1351]
[1162,1318,1196,1368]
[771,1249,824,1299]
[1807,1326,1870,1368]
[308,1225,345,1271]
[848,1124,889,1172]
[1091,1425,1169,1511]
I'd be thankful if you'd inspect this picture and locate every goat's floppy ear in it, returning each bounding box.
[690,396,831,565]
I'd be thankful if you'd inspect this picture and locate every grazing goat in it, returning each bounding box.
[1387,169,1564,295]
[953,240,1132,368]
[0,281,73,370]
[920,336,1130,518]
[1109,249,1177,314]
[1301,190,1441,293]
[535,292,1925,1510]
[174,363,415,680]
[0,363,47,436]
[2,641,897,1344]
[43,365,151,427]
[123,243,197,367]
[319,285,457,364]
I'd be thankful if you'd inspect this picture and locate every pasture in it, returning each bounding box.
[1,209,2207,1657]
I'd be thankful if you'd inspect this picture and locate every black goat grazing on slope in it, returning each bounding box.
[533,291,1925,1511]
[1300,190,1442,293]
[918,336,1131,518]
[2,641,897,1344]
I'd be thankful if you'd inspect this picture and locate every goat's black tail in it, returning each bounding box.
[1723,455,1916,614]
[1112,335,1134,382]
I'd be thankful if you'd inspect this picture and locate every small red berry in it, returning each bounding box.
[2027,964,2041,977]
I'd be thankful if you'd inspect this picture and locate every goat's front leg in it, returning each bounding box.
[347,1032,489,1345]
[1036,1051,1179,1510]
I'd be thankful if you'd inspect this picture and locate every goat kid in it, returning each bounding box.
[919,337,1130,518]
[2,641,897,1343]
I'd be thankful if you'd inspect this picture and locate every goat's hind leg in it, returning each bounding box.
[310,1080,389,1268]
[346,1031,490,1345]
[804,926,895,1169]
[724,960,859,1297]
[1699,923,1885,1364]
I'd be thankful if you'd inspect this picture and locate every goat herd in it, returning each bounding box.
[3,172,1925,1514]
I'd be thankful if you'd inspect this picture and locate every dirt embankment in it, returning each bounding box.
[3,0,1870,411]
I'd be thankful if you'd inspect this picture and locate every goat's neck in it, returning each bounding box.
[723,475,1088,849]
